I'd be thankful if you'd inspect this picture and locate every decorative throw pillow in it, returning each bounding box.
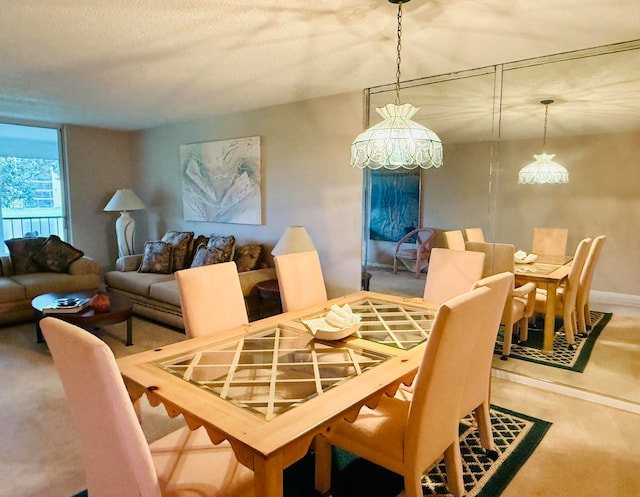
[33,235,85,273]
[190,235,210,260]
[190,245,228,268]
[206,235,236,262]
[234,244,263,272]
[161,230,195,271]
[5,237,48,274]
[138,241,173,274]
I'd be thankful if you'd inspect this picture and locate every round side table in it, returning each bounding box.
[256,279,282,318]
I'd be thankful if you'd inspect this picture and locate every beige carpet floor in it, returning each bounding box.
[1,303,639,496]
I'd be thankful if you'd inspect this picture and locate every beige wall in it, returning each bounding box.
[130,92,364,298]
[64,125,135,271]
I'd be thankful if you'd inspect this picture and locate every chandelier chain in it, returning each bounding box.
[543,102,549,148]
[395,1,403,106]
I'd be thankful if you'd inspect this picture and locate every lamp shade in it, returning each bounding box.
[104,189,145,212]
[351,103,443,170]
[271,226,316,256]
[518,153,569,184]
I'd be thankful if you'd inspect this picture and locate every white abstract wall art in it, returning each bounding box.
[180,136,262,225]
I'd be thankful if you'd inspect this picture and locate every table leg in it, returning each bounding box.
[542,281,558,355]
[126,316,133,346]
[314,436,332,495]
[253,452,284,497]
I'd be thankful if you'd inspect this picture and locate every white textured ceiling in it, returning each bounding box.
[1,0,639,131]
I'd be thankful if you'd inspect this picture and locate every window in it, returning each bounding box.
[0,123,68,254]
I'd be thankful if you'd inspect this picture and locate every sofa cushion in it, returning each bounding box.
[0,277,27,303]
[148,279,181,307]
[234,244,263,272]
[161,231,195,271]
[105,270,174,297]
[206,235,236,262]
[12,273,100,299]
[33,235,84,273]
[190,235,210,262]
[190,245,227,267]
[5,237,47,275]
[139,241,173,274]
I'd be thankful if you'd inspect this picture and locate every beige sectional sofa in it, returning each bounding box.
[104,232,277,329]
[0,236,102,326]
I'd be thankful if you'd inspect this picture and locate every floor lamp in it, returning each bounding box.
[103,189,145,258]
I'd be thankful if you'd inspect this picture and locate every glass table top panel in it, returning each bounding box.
[155,325,391,421]
[348,297,435,350]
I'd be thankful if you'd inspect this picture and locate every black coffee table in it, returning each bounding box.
[32,290,134,345]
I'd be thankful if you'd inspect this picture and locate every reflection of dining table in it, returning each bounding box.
[117,291,436,497]
[515,255,573,355]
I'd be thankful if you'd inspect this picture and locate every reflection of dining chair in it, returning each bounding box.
[393,227,436,278]
[422,248,485,306]
[314,283,509,497]
[175,261,248,339]
[443,230,466,250]
[576,235,606,335]
[531,227,568,256]
[467,242,537,359]
[533,237,592,347]
[40,317,254,497]
[464,227,485,243]
[274,250,327,312]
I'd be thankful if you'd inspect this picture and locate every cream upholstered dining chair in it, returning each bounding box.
[422,248,485,307]
[175,261,248,339]
[465,272,513,449]
[443,229,466,250]
[533,237,592,348]
[531,227,568,256]
[274,250,327,312]
[314,282,509,497]
[40,317,254,497]
[464,227,485,243]
[576,235,606,335]
[393,227,436,278]
[467,242,538,359]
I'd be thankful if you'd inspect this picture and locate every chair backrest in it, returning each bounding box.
[443,230,466,250]
[41,317,161,497]
[175,261,249,339]
[464,227,485,243]
[466,241,516,277]
[423,248,485,304]
[465,272,513,411]
[531,227,568,256]
[578,235,606,307]
[415,228,436,249]
[274,250,327,312]
[405,283,507,469]
[564,237,592,306]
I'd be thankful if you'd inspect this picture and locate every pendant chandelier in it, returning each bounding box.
[518,99,569,184]
[350,0,443,170]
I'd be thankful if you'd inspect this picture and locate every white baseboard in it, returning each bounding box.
[492,369,640,414]
[590,290,640,308]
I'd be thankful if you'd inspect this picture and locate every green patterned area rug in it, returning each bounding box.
[495,311,612,372]
[72,405,550,497]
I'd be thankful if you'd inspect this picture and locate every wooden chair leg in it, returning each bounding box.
[443,442,464,497]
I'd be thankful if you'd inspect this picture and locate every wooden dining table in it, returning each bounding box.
[514,254,573,355]
[117,290,437,497]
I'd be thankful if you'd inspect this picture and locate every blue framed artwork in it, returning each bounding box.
[369,169,421,242]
